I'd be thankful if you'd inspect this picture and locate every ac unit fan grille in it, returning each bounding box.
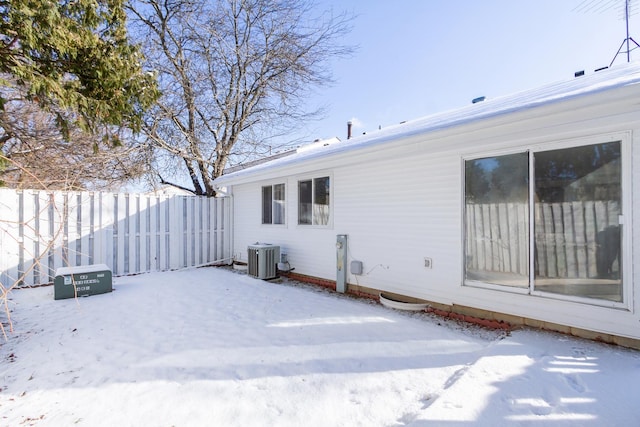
[247,245,280,279]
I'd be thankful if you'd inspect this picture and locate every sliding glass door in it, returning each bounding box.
[464,140,623,303]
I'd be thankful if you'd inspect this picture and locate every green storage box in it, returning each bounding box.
[54,264,112,300]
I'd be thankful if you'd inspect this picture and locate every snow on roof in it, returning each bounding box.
[214,62,640,186]
[295,136,341,153]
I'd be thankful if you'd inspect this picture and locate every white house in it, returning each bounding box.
[213,62,640,347]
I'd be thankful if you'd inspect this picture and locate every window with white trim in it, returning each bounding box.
[298,176,330,225]
[262,183,285,225]
[464,140,623,303]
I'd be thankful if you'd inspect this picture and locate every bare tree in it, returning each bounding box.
[0,86,152,191]
[128,0,353,196]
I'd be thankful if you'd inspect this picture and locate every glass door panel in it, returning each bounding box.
[533,142,622,302]
[464,152,529,287]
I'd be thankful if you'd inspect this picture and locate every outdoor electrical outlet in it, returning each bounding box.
[424,257,433,269]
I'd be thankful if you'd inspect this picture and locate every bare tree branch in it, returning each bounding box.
[128,0,354,196]
[0,86,150,190]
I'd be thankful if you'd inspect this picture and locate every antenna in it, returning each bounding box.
[574,0,640,66]
[610,0,640,66]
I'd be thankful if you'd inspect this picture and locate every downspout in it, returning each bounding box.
[213,184,235,265]
[229,191,234,265]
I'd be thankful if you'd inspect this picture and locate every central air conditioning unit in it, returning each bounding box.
[247,244,280,279]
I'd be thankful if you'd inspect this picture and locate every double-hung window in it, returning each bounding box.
[262,183,285,225]
[464,139,624,304]
[298,176,330,225]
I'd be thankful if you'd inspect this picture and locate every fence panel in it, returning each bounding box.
[0,189,231,288]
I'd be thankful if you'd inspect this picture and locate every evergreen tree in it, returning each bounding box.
[0,0,159,144]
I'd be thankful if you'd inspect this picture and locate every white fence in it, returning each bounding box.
[0,189,231,288]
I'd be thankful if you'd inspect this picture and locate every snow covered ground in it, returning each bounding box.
[1,267,639,426]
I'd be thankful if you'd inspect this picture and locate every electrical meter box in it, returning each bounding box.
[54,264,112,300]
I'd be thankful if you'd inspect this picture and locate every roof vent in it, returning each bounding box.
[472,96,485,104]
[575,70,585,77]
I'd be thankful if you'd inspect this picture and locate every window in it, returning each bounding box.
[464,140,623,303]
[262,183,285,225]
[298,176,330,225]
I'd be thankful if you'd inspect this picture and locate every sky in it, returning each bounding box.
[2,267,639,425]
[294,0,639,143]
